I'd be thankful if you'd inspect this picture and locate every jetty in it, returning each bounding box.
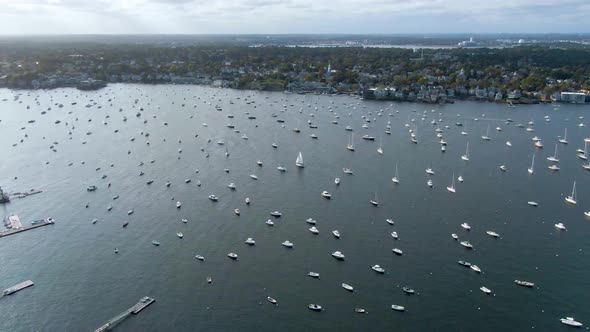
[0,280,34,298]
[0,186,9,203]
[0,215,55,238]
[93,296,155,332]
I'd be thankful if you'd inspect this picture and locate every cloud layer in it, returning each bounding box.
[0,0,588,34]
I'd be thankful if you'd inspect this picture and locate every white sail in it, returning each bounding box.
[295,151,304,167]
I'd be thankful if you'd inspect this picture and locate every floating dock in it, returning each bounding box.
[0,280,34,298]
[93,296,155,332]
[0,216,55,238]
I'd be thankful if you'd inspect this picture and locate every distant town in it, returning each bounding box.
[0,34,589,104]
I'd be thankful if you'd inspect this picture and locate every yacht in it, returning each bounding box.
[370,192,379,206]
[321,191,332,199]
[342,283,354,292]
[447,173,456,193]
[245,237,256,245]
[127,210,134,215]
[391,232,399,239]
[309,226,319,234]
[195,255,205,261]
[282,240,294,248]
[257,160,263,166]
[354,308,367,314]
[458,260,471,267]
[371,264,385,273]
[425,168,435,175]
[306,218,317,224]
[277,165,287,172]
[234,209,240,216]
[176,232,184,238]
[506,141,512,147]
[334,177,340,185]
[267,296,277,305]
[480,286,492,294]
[481,125,491,141]
[343,168,353,175]
[460,241,473,249]
[402,287,415,295]
[227,183,237,190]
[486,231,500,238]
[176,201,182,208]
[461,142,470,161]
[392,248,403,255]
[458,175,464,183]
[227,252,238,260]
[558,128,568,144]
[152,240,160,246]
[270,211,282,217]
[308,272,320,278]
[555,223,566,230]
[386,219,394,225]
[547,144,559,162]
[265,219,274,226]
[332,230,341,238]
[452,233,459,240]
[461,223,471,230]
[528,154,535,174]
[548,164,560,171]
[332,251,345,260]
[565,181,577,204]
[346,132,355,151]
[527,201,539,207]
[391,305,405,312]
[514,280,535,288]
[208,194,219,201]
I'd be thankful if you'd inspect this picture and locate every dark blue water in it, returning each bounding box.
[0,84,588,331]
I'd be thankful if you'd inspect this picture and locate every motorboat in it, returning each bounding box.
[282,240,294,248]
[514,280,535,288]
[391,305,405,312]
[402,287,415,295]
[342,168,353,174]
[250,174,258,180]
[257,160,263,166]
[392,248,403,255]
[267,296,277,305]
[177,232,183,239]
[332,230,341,238]
[480,286,491,294]
[555,223,566,230]
[486,231,500,238]
[342,283,354,292]
[500,165,507,172]
[458,260,471,267]
[461,223,471,230]
[391,232,399,239]
[176,201,182,208]
[425,168,435,175]
[195,255,205,261]
[321,191,332,199]
[208,194,219,201]
[151,241,160,246]
[245,197,251,205]
[265,219,274,226]
[371,264,385,273]
[227,252,238,260]
[277,165,287,172]
[334,177,340,185]
[460,241,473,249]
[451,233,459,240]
[234,209,240,216]
[270,211,282,217]
[227,183,237,190]
[527,201,538,206]
[427,179,433,187]
[309,226,319,234]
[308,272,320,278]
[306,218,317,224]
[332,251,345,260]
[245,237,256,245]
[354,308,367,314]
[560,317,583,327]
[458,175,464,183]
[386,219,394,225]
[471,265,482,273]
[308,304,323,311]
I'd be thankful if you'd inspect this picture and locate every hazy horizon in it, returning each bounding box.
[1,0,588,35]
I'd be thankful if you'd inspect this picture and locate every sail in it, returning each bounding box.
[296,152,304,166]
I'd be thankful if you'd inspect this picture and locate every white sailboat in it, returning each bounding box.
[578,141,588,160]
[547,144,559,162]
[481,125,491,141]
[528,154,535,174]
[377,134,383,155]
[565,181,577,205]
[391,163,399,184]
[461,142,470,161]
[447,173,456,193]
[295,152,304,168]
[346,132,355,151]
[370,192,379,206]
[558,128,568,144]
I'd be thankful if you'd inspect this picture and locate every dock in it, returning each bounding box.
[0,280,34,298]
[0,216,55,238]
[93,296,155,332]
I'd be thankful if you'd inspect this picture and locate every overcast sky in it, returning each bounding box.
[0,0,588,35]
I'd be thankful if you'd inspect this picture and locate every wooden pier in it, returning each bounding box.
[93,296,155,332]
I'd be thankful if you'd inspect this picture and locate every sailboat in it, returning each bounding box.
[346,132,355,151]
[295,152,304,168]
[547,144,559,162]
[481,125,491,141]
[461,142,470,161]
[225,145,230,157]
[370,192,379,206]
[558,128,568,144]
[528,154,535,174]
[392,163,399,184]
[565,181,577,204]
[447,173,456,193]
[578,141,588,160]
[377,135,383,155]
